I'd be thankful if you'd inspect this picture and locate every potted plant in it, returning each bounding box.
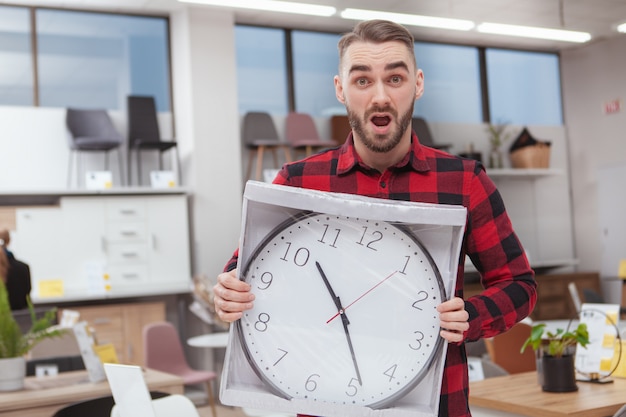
[521,322,590,392]
[0,280,65,391]
[485,122,511,169]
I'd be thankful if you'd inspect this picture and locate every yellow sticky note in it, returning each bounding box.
[605,311,619,325]
[105,181,113,189]
[619,259,626,279]
[600,357,613,372]
[93,343,119,364]
[602,334,616,349]
[38,280,64,297]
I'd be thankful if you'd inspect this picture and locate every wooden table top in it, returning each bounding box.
[469,371,626,417]
[0,368,183,414]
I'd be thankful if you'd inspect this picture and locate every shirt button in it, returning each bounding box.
[380,181,386,188]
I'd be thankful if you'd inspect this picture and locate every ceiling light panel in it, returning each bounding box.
[178,0,336,17]
[341,8,475,31]
[477,22,591,43]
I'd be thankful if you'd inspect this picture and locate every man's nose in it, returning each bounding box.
[371,82,391,106]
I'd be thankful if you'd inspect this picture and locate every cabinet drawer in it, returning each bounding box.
[108,243,148,263]
[107,200,146,221]
[107,221,147,242]
[109,264,149,285]
[538,280,565,298]
[533,300,566,320]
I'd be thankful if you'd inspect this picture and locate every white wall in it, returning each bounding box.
[561,35,626,278]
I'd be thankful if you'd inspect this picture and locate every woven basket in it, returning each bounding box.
[510,143,550,168]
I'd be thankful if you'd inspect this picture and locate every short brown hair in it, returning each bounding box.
[338,20,416,70]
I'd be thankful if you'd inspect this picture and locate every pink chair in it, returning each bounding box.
[285,112,338,158]
[143,321,217,417]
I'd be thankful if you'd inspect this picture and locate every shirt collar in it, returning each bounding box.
[337,130,432,175]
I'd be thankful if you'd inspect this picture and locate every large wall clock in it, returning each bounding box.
[236,211,446,409]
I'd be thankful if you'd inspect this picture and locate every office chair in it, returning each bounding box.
[127,95,181,186]
[411,117,452,151]
[242,112,292,181]
[143,322,217,417]
[285,112,338,158]
[66,108,124,188]
[330,114,351,145]
[484,321,537,374]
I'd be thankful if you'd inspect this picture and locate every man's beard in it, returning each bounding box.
[347,103,414,153]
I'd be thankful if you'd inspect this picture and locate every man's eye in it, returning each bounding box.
[356,78,368,86]
[390,75,402,84]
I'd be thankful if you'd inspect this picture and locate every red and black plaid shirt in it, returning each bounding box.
[224,132,536,417]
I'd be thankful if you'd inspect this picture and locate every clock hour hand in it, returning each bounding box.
[315,261,362,386]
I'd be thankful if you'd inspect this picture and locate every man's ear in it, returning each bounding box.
[334,75,346,104]
[415,69,425,100]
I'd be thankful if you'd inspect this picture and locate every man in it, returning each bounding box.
[214,19,536,417]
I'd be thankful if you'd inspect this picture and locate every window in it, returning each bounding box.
[235,26,288,115]
[486,49,562,126]
[413,42,482,123]
[292,30,342,117]
[36,9,171,111]
[0,5,33,106]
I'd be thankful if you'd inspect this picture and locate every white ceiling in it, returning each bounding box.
[3,0,626,51]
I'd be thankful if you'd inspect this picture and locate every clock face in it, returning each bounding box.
[237,212,445,409]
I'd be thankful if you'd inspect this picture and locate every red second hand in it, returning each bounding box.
[326,271,398,324]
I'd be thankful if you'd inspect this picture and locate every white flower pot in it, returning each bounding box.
[0,356,26,391]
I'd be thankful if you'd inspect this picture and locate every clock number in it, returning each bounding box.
[318,224,341,248]
[383,364,397,382]
[411,291,429,310]
[345,378,359,397]
[254,313,270,332]
[409,330,425,350]
[305,374,320,392]
[356,226,383,250]
[273,348,288,366]
[256,271,273,290]
[280,242,310,267]
[399,255,410,275]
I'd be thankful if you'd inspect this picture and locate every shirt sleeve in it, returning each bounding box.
[462,164,537,341]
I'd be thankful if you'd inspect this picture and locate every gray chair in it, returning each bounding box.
[127,95,181,186]
[285,112,338,158]
[242,111,291,181]
[412,117,452,151]
[66,108,124,188]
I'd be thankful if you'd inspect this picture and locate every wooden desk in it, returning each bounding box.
[470,371,626,417]
[0,368,183,417]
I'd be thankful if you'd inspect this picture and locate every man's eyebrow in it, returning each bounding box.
[348,64,371,74]
[385,61,410,72]
[348,61,410,75]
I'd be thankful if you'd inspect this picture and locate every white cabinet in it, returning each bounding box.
[486,168,577,272]
[11,192,191,302]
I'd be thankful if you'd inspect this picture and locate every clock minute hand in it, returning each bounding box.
[315,261,362,386]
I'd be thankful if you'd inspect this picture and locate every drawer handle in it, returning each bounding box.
[122,273,141,279]
[122,252,138,258]
[119,209,137,215]
[121,231,137,236]
[92,318,112,325]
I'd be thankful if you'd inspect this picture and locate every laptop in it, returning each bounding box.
[104,363,156,417]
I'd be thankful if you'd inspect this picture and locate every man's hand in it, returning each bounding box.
[437,297,469,343]
[213,269,255,322]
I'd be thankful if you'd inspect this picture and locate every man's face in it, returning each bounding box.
[334,41,423,154]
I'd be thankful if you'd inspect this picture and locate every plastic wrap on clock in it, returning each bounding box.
[220,181,467,417]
